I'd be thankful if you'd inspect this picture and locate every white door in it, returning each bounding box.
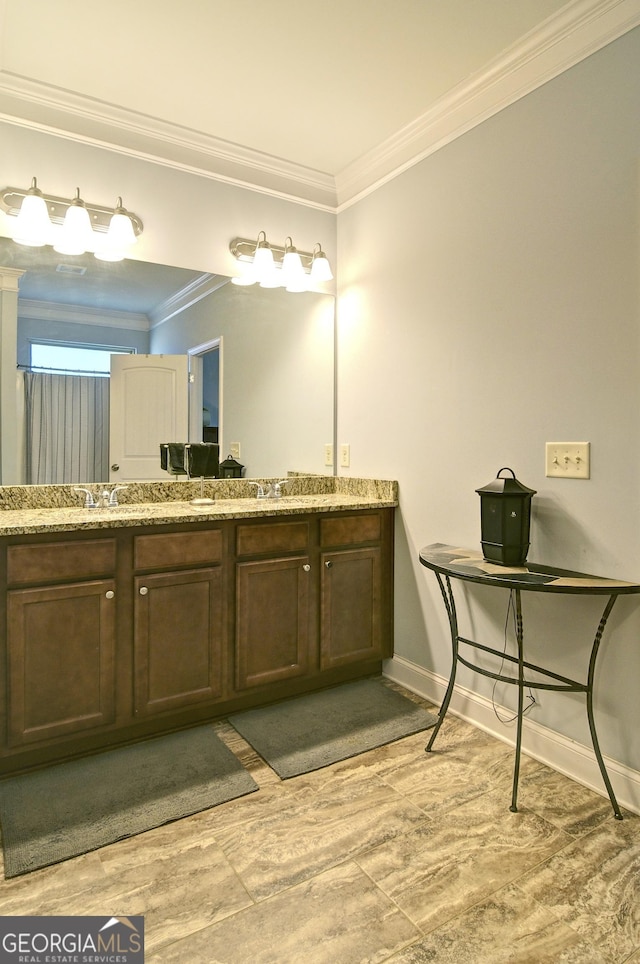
[109,354,195,482]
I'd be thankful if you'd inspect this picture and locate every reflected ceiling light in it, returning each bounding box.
[229,232,333,293]
[310,243,333,283]
[1,180,143,259]
[11,177,52,247]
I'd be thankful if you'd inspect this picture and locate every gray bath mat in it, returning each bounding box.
[228,678,438,779]
[0,725,258,878]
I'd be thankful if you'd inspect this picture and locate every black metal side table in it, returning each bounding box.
[419,543,640,819]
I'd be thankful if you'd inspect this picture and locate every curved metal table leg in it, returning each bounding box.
[587,595,622,819]
[426,573,458,752]
[510,589,524,813]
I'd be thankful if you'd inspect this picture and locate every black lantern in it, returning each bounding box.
[476,467,536,566]
[219,454,245,479]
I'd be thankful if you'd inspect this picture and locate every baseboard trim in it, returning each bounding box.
[383,654,640,817]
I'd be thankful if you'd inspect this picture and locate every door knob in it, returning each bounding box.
[303,564,311,572]
[105,590,115,599]
[325,560,333,568]
[111,463,120,471]
[139,586,148,595]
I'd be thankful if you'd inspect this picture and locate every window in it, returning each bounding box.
[29,343,134,376]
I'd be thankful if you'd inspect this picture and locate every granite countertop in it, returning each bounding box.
[0,476,398,536]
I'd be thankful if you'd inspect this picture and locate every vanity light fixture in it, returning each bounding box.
[230,232,333,291]
[1,179,143,260]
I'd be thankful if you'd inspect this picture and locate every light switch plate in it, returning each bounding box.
[340,443,350,467]
[324,444,334,466]
[545,442,590,479]
[229,442,241,460]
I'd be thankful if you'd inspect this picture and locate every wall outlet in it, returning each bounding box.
[340,443,350,467]
[545,441,590,479]
[229,442,241,460]
[324,444,334,466]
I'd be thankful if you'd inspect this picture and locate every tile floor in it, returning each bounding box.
[1,681,639,963]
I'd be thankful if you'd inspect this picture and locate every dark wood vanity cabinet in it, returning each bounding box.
[4,539,117,747]
[235,520,312,689]
[0,507,394,773]
[320,513,387,670]
[132,529,226,716]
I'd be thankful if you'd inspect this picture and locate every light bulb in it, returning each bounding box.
[13,178,52,247]
[54,189,94,255]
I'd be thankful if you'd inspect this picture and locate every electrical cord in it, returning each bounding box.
[491,589,537,724]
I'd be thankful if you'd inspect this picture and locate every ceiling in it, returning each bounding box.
[0,0,569,176]
[3,0,629,209]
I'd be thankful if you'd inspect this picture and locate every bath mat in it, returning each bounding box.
[0,725,258,878]
[228,678,438,779]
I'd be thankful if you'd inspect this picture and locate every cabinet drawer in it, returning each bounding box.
[320,513,381,547]
[236,521,309,557]
[134,528,222,570]
[7,539,117,586]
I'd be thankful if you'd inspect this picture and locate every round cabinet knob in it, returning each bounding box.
[303,564,311,572]
[325,560,333,569]
[111,463,120,471]
[105,590,115,599]
[139,586,149,595]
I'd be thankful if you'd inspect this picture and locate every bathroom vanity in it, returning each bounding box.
[0,477,397,774]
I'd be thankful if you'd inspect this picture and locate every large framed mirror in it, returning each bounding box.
[0,237,335,484]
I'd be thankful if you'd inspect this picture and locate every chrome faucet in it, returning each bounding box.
[106,485,128,506]
[266,480,289,499]
[73,485,129,508]
[73,487,98,508]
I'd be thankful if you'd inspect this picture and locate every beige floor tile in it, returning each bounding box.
[517,814,640,961]
[146,860,420,964]
[355,786,570,933]
[385,882,611,963]
[214,764,428,900]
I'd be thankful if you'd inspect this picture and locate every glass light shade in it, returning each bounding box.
[54,197,94,256]
[281,249,306,289]
[253,243,275,283]
[13,192,52,247]
[95,210,137,262]
[310,251,333,282]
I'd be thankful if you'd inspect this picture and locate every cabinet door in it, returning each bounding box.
[134,567,224,716]
[235,556,311,689]
[7,579,116,746]
[320,547,382,669]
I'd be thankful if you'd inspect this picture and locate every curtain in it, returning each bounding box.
[24,372,109,484]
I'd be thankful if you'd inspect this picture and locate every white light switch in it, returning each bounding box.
[324,444,334,466]
[230,442,241,460]
[340,443,350,467]
[545,442,590,479]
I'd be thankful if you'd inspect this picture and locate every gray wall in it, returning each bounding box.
[337,28,640,779]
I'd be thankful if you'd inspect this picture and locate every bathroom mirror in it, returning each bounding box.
[0,237,335,482]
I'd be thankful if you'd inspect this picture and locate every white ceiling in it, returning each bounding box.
[3,0,635,208]
[0,0,568,174]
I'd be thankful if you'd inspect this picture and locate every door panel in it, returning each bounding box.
[110,354,192,481]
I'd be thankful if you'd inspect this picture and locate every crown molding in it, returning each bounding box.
[0,74,337,211]
[17,298,149,331]
[336,0,640,209]
[0,0,638,213]
[148,273,230,329]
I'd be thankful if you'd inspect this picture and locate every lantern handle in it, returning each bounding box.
[496,467,517,479]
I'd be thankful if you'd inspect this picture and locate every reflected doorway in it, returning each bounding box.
[189,336,222,449]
